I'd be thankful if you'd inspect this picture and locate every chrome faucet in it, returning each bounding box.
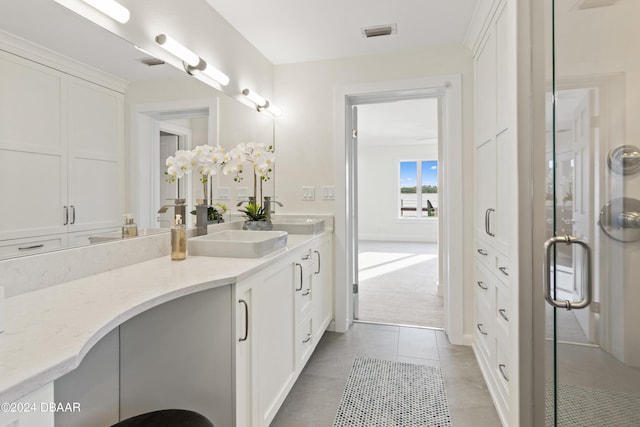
[158,198,187,222]
[195,202,209,236]
[262,196,283,221]
[237,196,256,207]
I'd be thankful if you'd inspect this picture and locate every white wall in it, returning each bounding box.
[358,143,438,242]
[274,44,474,335]
[273,44,473,213]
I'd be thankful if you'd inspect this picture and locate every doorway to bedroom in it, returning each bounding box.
[355,96,443,329]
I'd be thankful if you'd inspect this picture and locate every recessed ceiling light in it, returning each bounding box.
[361,24,397,39]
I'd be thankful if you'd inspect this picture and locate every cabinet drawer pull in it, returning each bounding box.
[18,244,45,251]
[302,253,311,260]
[295,263,303,291]
[498,266,509,277]
[302,333,312,344]
[302,289,311,296]
[477,281,488,290]
[499,309,509,322]
[498,364,510,382]
[238,299,249,342]
[477,323,488,336]
[477,248,488,256]
[314,250,321,275]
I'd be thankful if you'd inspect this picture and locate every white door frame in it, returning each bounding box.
[129,98,218,229]
[333,75,465,344]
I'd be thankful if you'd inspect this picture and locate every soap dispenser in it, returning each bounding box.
[122,214,138,238]
[171,214,187,261]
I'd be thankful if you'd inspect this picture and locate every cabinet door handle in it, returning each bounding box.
[302,289,311,296]
[70,205,76,225]
[477,323,488,336]
[477,248,488,256]
[238,299,249,342]
[295,263,303,291]
[302,333,312,344]
[498,364,510,382]
[498,308,509,322]
[302,253,311,260]
[63,206,69,225]
[477,281,488,290]
[485,208,495,237]
[18,244,44,251]
[314,250,321,275]
[498,266,509,277]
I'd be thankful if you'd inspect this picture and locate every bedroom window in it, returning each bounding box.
[399,160,438,218]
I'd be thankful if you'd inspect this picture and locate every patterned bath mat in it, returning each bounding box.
[545,382,640,426]
[333,357,452,427]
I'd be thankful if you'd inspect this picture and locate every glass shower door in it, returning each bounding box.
[545,0,640,425]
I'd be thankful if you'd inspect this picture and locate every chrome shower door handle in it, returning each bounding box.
[543,235,592,310]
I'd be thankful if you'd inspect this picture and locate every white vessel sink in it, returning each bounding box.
[89,228,168,244]
[271,218,325,234]
[188,230,288,258]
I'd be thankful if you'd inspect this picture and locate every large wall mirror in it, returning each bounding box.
[0,0,275,259]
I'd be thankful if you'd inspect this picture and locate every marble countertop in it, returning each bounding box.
[0,230,331,403]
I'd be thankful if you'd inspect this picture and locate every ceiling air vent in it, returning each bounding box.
[140,57,165,67]
[361,24,397,39]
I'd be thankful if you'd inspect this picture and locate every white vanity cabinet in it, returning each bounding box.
[0,34,125,255]
[235,232,334,427]
[235,259,296,427]
[470,0,517,425]
[312,236,333,344]
[0,383,55,427]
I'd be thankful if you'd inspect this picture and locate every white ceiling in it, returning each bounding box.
[205,0,479,64]
[358,98,439,146]
[204,0,475,145]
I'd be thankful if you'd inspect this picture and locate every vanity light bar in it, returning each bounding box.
[265,102,283,117]
[201,63,230,86]
[242,89,282,116]
[155,34,200,67]
[155,34,229,86]
[80,0,130,24]
[242,88,267,106]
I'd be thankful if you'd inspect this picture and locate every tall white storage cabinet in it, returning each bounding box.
[0,34,125,257]
[468,0,518,425]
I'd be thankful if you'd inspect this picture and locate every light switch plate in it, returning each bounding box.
[236,187,248,199]
[321,186,335,200]
[217,186,229,200]
[302,186,315,201]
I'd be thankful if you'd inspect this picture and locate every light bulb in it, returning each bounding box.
[80,0,130,23]
[155,34,200,67]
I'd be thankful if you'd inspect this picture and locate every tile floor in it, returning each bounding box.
[271,322,502,426]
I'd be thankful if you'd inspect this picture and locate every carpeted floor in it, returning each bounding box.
[333,357,452,427]
[357,241,443,328]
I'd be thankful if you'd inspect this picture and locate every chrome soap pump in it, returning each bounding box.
[171,214,187,261]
